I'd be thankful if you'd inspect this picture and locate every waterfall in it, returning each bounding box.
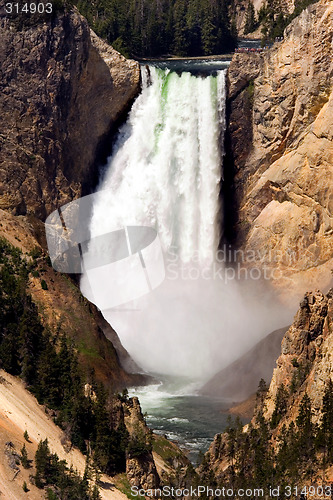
[80,64,286,380]
[88,66,226,263]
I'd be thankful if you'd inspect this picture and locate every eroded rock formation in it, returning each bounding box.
[225,0,333,301]
[0,9,140,219]
[124,397,160,490]
[264,288,333,423]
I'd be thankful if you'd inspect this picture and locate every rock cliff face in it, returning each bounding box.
[0,9,140,219]
[200,327,288,402]
[229,0,264,37]
[264,288,333,424]
[199,288,333,483]
[224,0,333,301]
[124,398,160,490]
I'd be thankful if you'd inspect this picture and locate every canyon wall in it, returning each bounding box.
[199,288,333,484]
[0,6,146,383]
[200,327,288,401]
[0,8,140,219]
[225,0,333,302]
[264,288,333,424]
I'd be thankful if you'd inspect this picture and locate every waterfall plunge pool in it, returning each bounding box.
[128,377,238,465]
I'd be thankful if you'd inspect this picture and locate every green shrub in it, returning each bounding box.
[41,279,48,290]
[29,246,42,260]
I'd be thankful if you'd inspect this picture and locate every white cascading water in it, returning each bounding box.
[81,65,286,380]
[91,67,225,263]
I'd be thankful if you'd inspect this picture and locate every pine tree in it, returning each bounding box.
[270,384,289,428]
[200,2,219,55]
[35,439,52,488]
[276,421,298,482]
[296,393,316,477]
[73,0,236,57]
[225,416,237,472]
[319,379,333,467]
[253,410,274,488]
[19,300,44,384]
[173,0,190,56]
[91,485,101,500]
[244,0,256,34]
[21,443,30,469]
[256,378,268,410]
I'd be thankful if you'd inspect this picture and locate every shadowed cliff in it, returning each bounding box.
[200,327,288,402]
[0,7,140,219]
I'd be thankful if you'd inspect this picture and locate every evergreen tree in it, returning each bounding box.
[244,0,256,34]
[21,443,30,469]
[276,421,298,482]
[35,439,54,488]
[19,299,44,385]
[270,384,289,429]
[256,378,268,409]
[296,393,316,477]
[253,410,274,488]
[173,0,190,56]
[72,0,237,57]
[34,439,98,498]
[318,379,333,468]
[225,416,237,473]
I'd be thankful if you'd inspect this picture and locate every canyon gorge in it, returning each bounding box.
[0,0,333,497]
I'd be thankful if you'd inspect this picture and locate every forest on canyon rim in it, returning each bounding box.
[9,0,319,57]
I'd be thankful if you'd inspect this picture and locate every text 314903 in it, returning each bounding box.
[5,3,53,14]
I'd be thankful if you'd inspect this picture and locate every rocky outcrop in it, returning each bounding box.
[122,398,194,491]
[0,9,140,219]
[199,288,333,484]
[264,288,333,424]
[124,398,160,490]
[200,327,288,402]
[224,0,333,301]
[126,456,160,490]
[123,397,149,436]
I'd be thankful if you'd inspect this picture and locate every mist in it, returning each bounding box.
[83,269,292,380]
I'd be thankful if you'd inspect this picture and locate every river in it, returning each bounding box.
[129,377,233,464]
